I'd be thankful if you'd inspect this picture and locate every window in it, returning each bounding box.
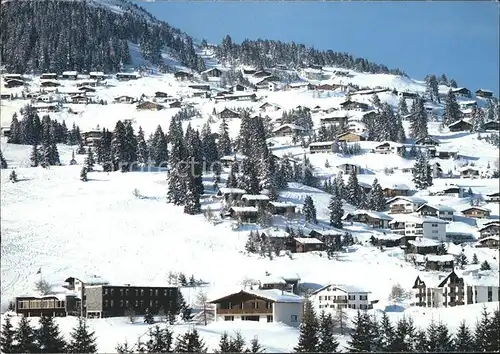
[155,301,159,308]
[104,300,109,308]
[104,289,109,296]
[290,315,298,323]
[120,289,124,296]
[266,302,272,309]
[360,295,368,301]
[252,302,258,309]
[155,289,159,296]
[360,304,367,310]
[111,289,115,296]
[135,289,139,296]
[120,300,124,307]
[140,300,144,308]
[150,289,153,296]
[224,316,234,321]
[150,300,153,308]
[135,300,139,307]
[348,295,356,300]
[432,230,438,234]
[141,289,144,296]
[164,289,168,296]
[125,301,129,307]
[267,315,273,323]
[110,300,114,307]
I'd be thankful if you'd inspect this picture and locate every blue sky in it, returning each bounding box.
[136,1,499,95]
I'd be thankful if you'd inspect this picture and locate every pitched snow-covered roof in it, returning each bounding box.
[408,238,441,247]
[386,196,427,205]
[389,214,448,225]
[382,183,410,191]
[272,124,306,132]
[242,194,270,201]
[230,206,258,213]
[477,235,499,243]
[308,140,335,147]
[371,233,404,241]
[62,71,78,76]
[312,284,371,295]
[89,71,104,76]
[463,271,499,287]
[269,201,296,208]
[294,237,324,244]
[462,206,491,213]
[353,210,393,221]
[425,254,454,262]
[218,187,247,195]
[64,274,109,285]
[416,204,456,213]
[261,228,289,238]
[458,166,479,172]
[210,289,304,303]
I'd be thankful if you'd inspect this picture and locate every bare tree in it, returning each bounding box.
[335,306,348,335]
[34,279,52,295]
[125,307,136,324]
[195,289,213,326]
[389,283,408,303]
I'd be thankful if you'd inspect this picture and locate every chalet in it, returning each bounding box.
[114,95,136,104]
[155,91,169,98]
[71,95,88,104]
[428,186,465,198]
[476,236,499,249]
[268,81,281,92]
[478,221,499,238]
[460,108,474,119]
[382,184,411,198]
[89,72,105,80]
[219,154,246,168]
[33,103,59,113]
[116,72,140,81]
[229,207,259,223]
[220,93,257,102]
[412,271,465,308]
[339,100,369,111]
[209,289,304,327]
[370,233,404,248]
[461,206,491,219]
[484,120,500,131]
[217,187,247,202]
[337,131,366,142]
[62,71,78,80]
[242,67,257,75]
[294,238,325,253]
[259,102,282,113]
[433,149,458,159]
[241,194,270,208]
[273,124,305,137]
[255,76,280,89]
[398,91,419,99]
[415,135,440,146]
[344,211,392,229]
[202,67,222,77]
[260,229,293,253]
[168,101,182,109]
[361,110,378,120]
[416,204,455,221]
[232,84,249,92]
[174,71,193,80]
[302,68,323,81]
[40,73,58,80]
[458,100,477,110]
[82,131,103,147]
[253,70,272,78]
[1,127,11,137]
[309,141,334,154]
[406,237,441,255]
[424,255,455,272]
[316,84,338,91]
[218,108,240,119]
[311,284,373,311]
[15,293,81,318]
[0,93,11,100]
[83,284,178,318]
[372,142,404,155]
[305,228,343,245]
[475,89,493,98]
[389,214,448,241]
[40,80,61,88]
[307,63,323,70]
[78,86,96,93]
[386,196,427,214]
[4,79,24,88]
[258,273,301,295]
[136,101,165,111]
[358,181,372,194]
[452,87,471,97]
[320,112,349,127]
[268,201,296,216]
[189,84,211,91]
[336,163,360,175]
[3,73,23,81]
[288,82,315,91]
[76,80,98,88]
[347,121,367,134]
[459,166,480,178]
[448,119,472,132]
[485,192,500,203]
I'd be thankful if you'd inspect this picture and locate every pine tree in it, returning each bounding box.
[9,170,17,183]
[412,153,433,190]
[201,122,218,168]
[150,125,168,167]
[443,89,462,126]
[471,107,485,133]
[0,150,7,169]
[67,317,97,353]
[367,178,385,211]
[145,325,173,353]
[294,300,319,353]
[216,332,232,353]
[245,231,258,254]
[450,79,458,88]
[379,312,395,351]
[144,308,155,324]
[247,337,265,353]
[111,120,128,171]
[346,169,361,207]
[392,316,416,352]
[453,320,474,352]
[348,311,373,352]
[303,195,317,224]
[329,190,344,229]
[488,308,500,352]
[435,321,453,352]
[480,260,491,270]
[472,253,479,264]
[174,329,207,352]
[218,118,232,157]
[136,126,149,167]
[398,97,409,117]
[474,307,491,351]
[0,315,16,353]
[317,311,339,353]
[80,167,88,182]
[30,144,40,167]
[36,315,67,353]
[184,177,201,215]
[14,316,37,353]
[409,97,428,139]
[124,121,138,170]
[228,332,246,353]
[414,329,428,352]
[84,147,95,171]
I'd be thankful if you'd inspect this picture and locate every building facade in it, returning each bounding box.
[311,284,373,310]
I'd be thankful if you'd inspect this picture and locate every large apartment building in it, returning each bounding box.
[311,284,374,310]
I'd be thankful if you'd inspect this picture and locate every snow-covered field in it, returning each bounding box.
[1,62,499,351]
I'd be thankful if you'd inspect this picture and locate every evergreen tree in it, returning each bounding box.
[136,126,149,167]
[218,118,232,157]
[317,311,339,353]
[225,162,238,188]
[471,107,485,133]
[303,195,317,224]
[439,73,449,85]
[346,169,362,207]
[480,260,491,270]
[472,253,479,264]
[435,321,453,352]
[398,97,409,117]
[409,97,428,139]
[144,308,154,324]
[84,147,95,171]
[248,337,265,353]
[145,325,173,353]
[414,329,428,352]
[474,307,491,351]
[124,121,138,170]
[0,315,16,353]
[412,153,433,190]
[8,113,21,144]
[228,332,246,353]
[174,329,207,352]
[443,89,462,126]
[216,332,232,353]
[80,167,88,182]
[488,308,500,352]
[294,300,319,353]
[111,120,128,171]
[67,317,98,353]
[425,74,440,102]
[450,79,458,88]
[36,315,67,353]
[9,170,17,183]
[367,178,385,211]
[183,177,201,215]
[379,312,395,351]
[329,189,344,229]
[150,125,168,167]
[348,311,374,352]
[392,316,416,352]
[30,144,40,167]
[14,316,37,353]
[0,150,7,169]
[453,320,474,352]
[201,122,218,168]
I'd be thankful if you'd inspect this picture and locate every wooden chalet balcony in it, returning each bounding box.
[216,308,272,315]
